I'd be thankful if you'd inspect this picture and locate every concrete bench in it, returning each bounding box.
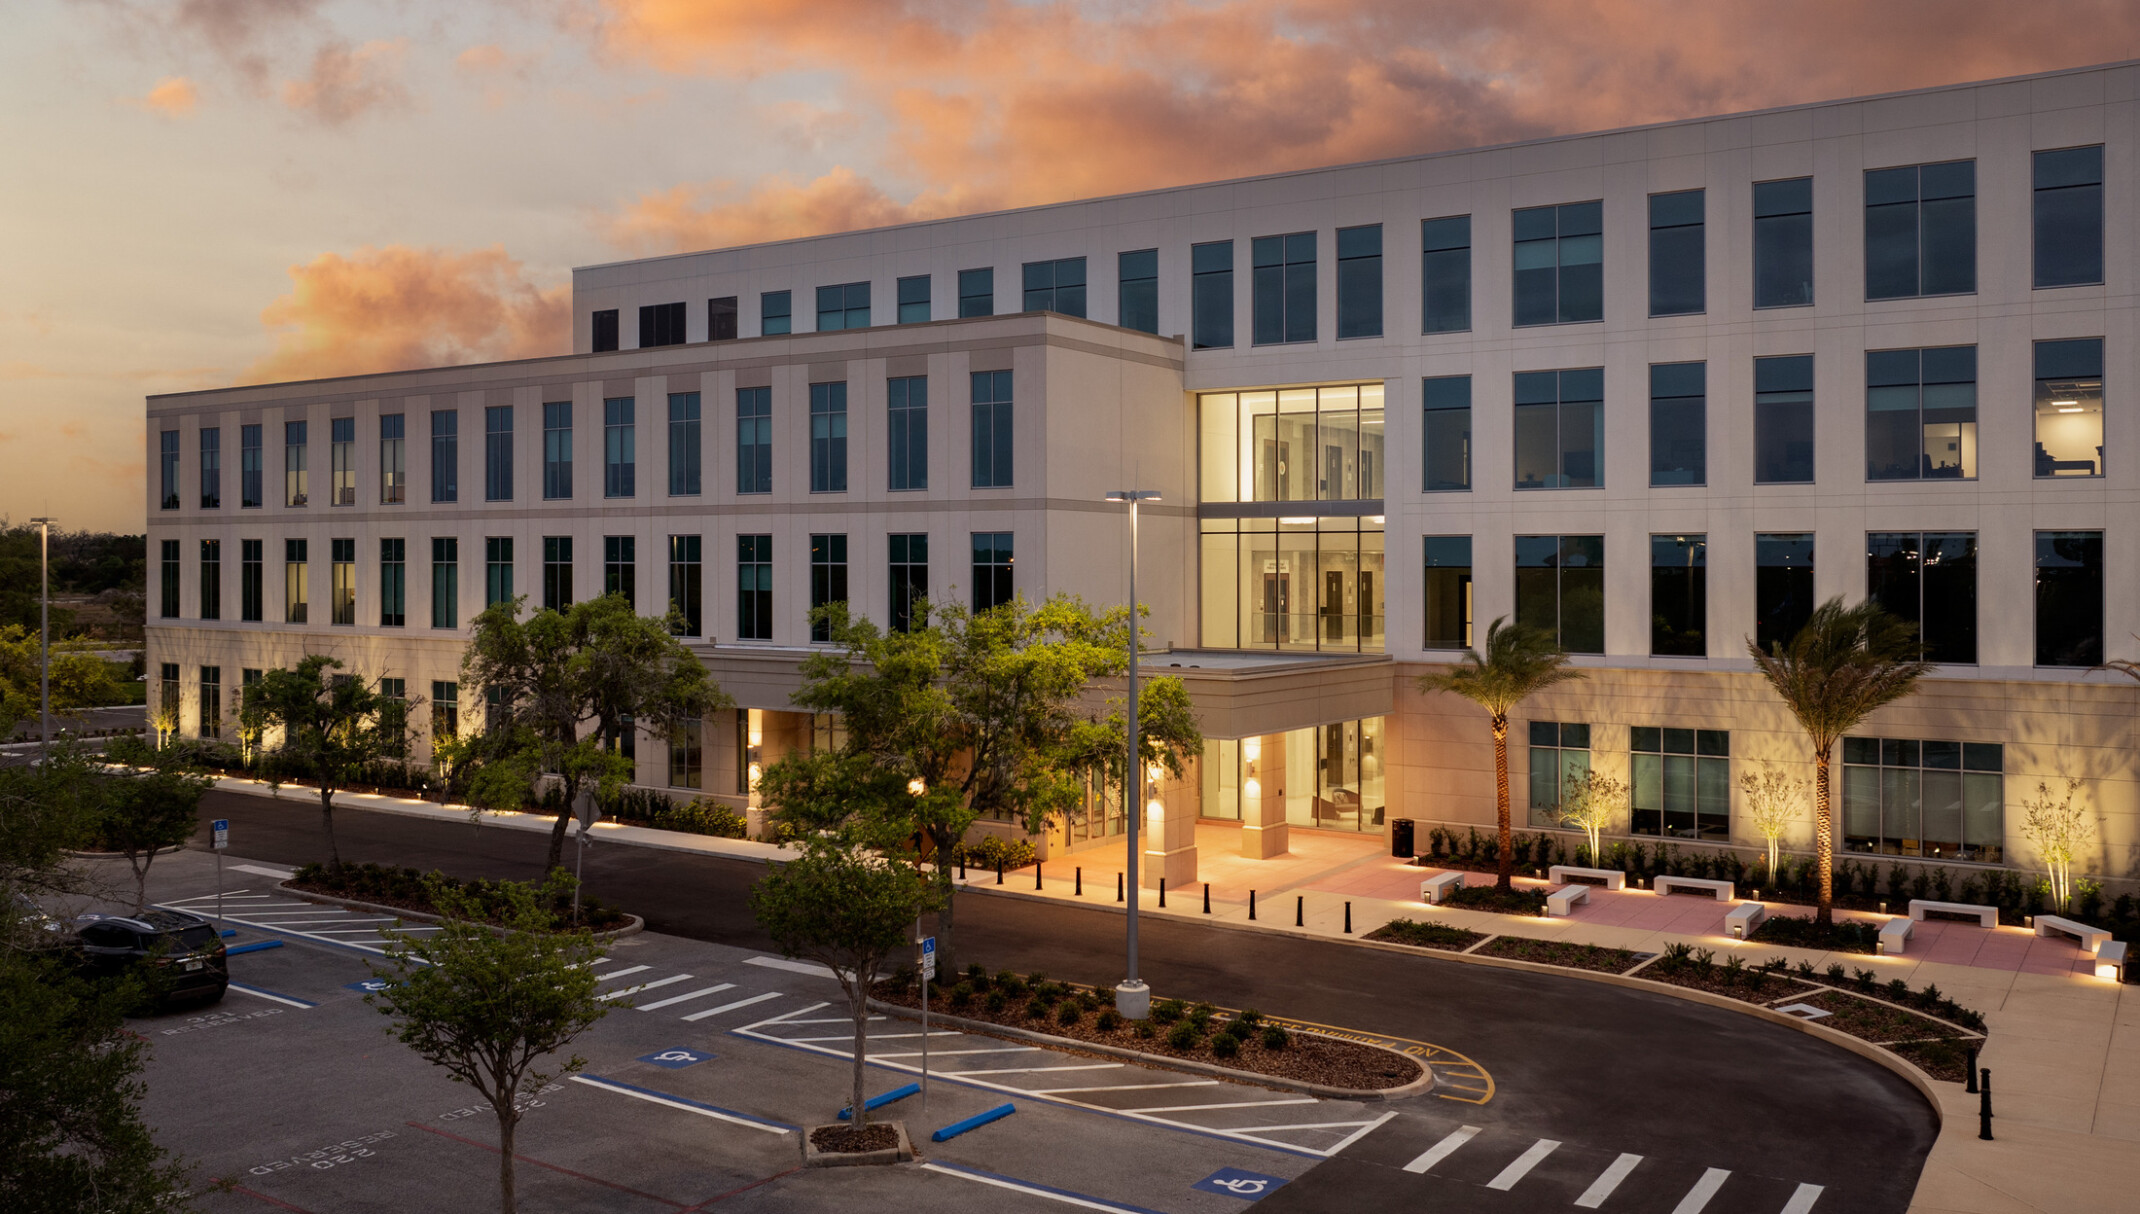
[1547,865,1625,891]
[1908,899,1997,927]
[1654,875,1734,901]
[2035,914,2113,955]
[1419,871,1466,905]
[2096,940,2129,981]
[1877,917,1913,955]
[1725,902,1766,939]
[1547,884,1590,917]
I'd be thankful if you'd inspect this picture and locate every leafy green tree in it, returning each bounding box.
[365,871,609,1214]
[750,834,938,1130]
[1747,597,1931,923]
[1416,617,1584,890]
[0,625,124,739]
[766,595,1199,969]
[1557,767,1625,866]
[100,764,212,912]
[460,594,729,869]
[0,747,195,1213]
[240,655,413,869]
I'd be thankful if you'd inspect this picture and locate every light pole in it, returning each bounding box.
[28,517,53,760]
[1105,490,1159,1020]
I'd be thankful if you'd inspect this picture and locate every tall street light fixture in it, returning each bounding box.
[28,517,53,760]
[1104,489,1159,1019]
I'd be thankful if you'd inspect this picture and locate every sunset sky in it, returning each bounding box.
[6,0,2140,532]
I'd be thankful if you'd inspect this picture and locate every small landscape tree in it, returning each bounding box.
[1558,767,1625,865]
[1746,598,1930,923]
[750,833,938,1130]
[1738,762,1806,886]
[461,594,729,870]
[2017,778,2094,913]
[240,655,413,869]
[365,870,608,1214]
[100,764,212,912]
[0,625,125,740]
[1416,617,1584,890]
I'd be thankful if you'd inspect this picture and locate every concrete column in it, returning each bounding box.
[1240,733,1291,859]
[1142,769,1198,890]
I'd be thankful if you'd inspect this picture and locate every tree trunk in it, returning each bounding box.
[847,970,872,1129]
[318,787,342,869]
[496,1108,518,1214]
[1814,749,1834,925]
[1492,716,1513,891]
[929,826,957,973]
[131,855,151,913]
[545,796,572,871]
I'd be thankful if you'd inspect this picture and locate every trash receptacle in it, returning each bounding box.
[1391,818,1416,859]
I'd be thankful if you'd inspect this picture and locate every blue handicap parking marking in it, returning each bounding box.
[638,1048,715,1069]
[343,979,392,994]
[1193,1169,1288,1201]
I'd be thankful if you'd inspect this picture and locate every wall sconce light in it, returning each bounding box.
[1145,798,1165,824]
[747,762,763,792]
[1242,777,1262,801]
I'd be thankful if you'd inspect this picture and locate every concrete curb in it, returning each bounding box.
[271,880,647,942]
[66,844,187,860]
[957,880,1947,1122]
[800,1121,914,1167]
[866,997,1433,1101]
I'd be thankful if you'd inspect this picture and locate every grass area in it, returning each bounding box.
[1441,884,1549,916]
[1476,935,1644,973]
[1363,918,1487,951]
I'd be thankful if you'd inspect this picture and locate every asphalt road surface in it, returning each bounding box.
[190,789,1938,1212]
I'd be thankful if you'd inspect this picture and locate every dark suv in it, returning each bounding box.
[74,909,228,1008]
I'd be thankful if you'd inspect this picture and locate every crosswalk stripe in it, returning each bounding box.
[599,974,694,1001]
[636,983,733,1011]
[594,965,650,983]
[681,991,783,1021]
[1402,1125,1481,1174]
[1029,1080,1217,1094]
[788,1031,959,1043]
[1780,1183,1824,1214]
[1670,1168,1732,1214]
[1575,1153,1644,1207]
[1486,1139,1560,1190]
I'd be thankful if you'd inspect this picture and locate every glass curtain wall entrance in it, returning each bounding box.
[1200,716,1388,833]
[1201,518,1386,650]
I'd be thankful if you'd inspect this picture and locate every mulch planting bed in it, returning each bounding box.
[1779,989,1976,1047]
[1639,961,1823,1003]
[873,979,1422,1092]
[1747,915,1882,955]
[1364,918,1488,951]
[1476,935,1647,974]
[286,872,632,932]
[1886,1038,1977,1084]
[1440,885,1549,916]
[810,1124,897,1153]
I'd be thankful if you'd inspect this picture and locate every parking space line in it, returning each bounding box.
[682,992,784,1021]
[920,1161,1170,1214]
[230,865,296,879]
[637,983,734,1011]
[1128,1098,1315,1114]
[1670,1168,1732,1213]
[1487,1139,1560,1190]
[211,1179,317,1212]
[944,1063,1122,1076]
[156,903,402,957]
[1575,1153,1644,1208]
[404,1120,690,1208]
[783,1015,884,1024]
[568,1075,795,1134]
[736,1001,828,1030]
[1030,1080,1217,1094]
[745,956,840,980]
[1402,1125,1482,1173]
[600,974,695,1001]
[788,1031,959,1043]
[594,965,651,983]
[875,1047,1037,1058]
[226,982,318,1009]
[1324,1112,1399,1155]
[1781,1183,1825,1213]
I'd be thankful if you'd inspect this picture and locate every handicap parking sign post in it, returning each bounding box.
[1193,1169,1288,1200]
[211,819,229,921]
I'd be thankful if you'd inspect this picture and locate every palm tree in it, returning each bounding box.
[1746,597,1931,923]
[1418,617,1584,891]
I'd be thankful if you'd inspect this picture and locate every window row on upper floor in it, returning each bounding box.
[585,145,2107,353]
[156,372,1019,511]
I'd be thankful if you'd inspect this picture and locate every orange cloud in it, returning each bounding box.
[135,75,199,116]
[279,38,411,124]
[247,245,568,385]
[602,168,983,256]
[587,0,2140,250]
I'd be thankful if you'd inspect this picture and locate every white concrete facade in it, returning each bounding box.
[149,62,2140,887]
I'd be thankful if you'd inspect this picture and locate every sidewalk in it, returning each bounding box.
[990,825,2140,1214]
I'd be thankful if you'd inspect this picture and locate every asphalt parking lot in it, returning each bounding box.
[97,835,1936,1213]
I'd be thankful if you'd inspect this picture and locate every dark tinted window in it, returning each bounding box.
[1513,367,1603,489]
[591,309,619,352]
[1022,258,1086,316]
[638,302,685,347]
[1252,233,1315,345]
[1336,224,1382,338]
[2034,145,2104,288]
[1865,161,1975,299]
[1421,216,1471,333]
[1868,532,1977,664]
[1648,361,1705,486]
[761,290,792,335]
[897,275,931,324]
[1423,375,1471,492]
[1118,249,1158,333]
[1423,535,1472,649]
[1754,178,1814,307]
[1755,533,1814,652]
[1866,345,1976,481]
[1647,190,1704,316]
[816,282,870,331]
[958,268,993,318]
[1651,534,1706,657]
[708,296,738,340]
[1515,534,1604,654]
[2035,530,2102,666]
[1754,355,1814,483]
[1513,202,1602,326]
[1191,240,1233,349]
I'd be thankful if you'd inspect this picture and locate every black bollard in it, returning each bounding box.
[1203,882,1211,914]
[1117,872,1124,902]
[996,859,1004,885]
[1249,890,1257,921]
[1978,1069,1993,1140]
[1076,867,1082,896]
[1344,901,1353,934]
[1159,877,1167,908]
[958,855,966,880]
[1966,1047,1979,1093]
[1035,862,1043,891]
[1296,895,1304,927]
